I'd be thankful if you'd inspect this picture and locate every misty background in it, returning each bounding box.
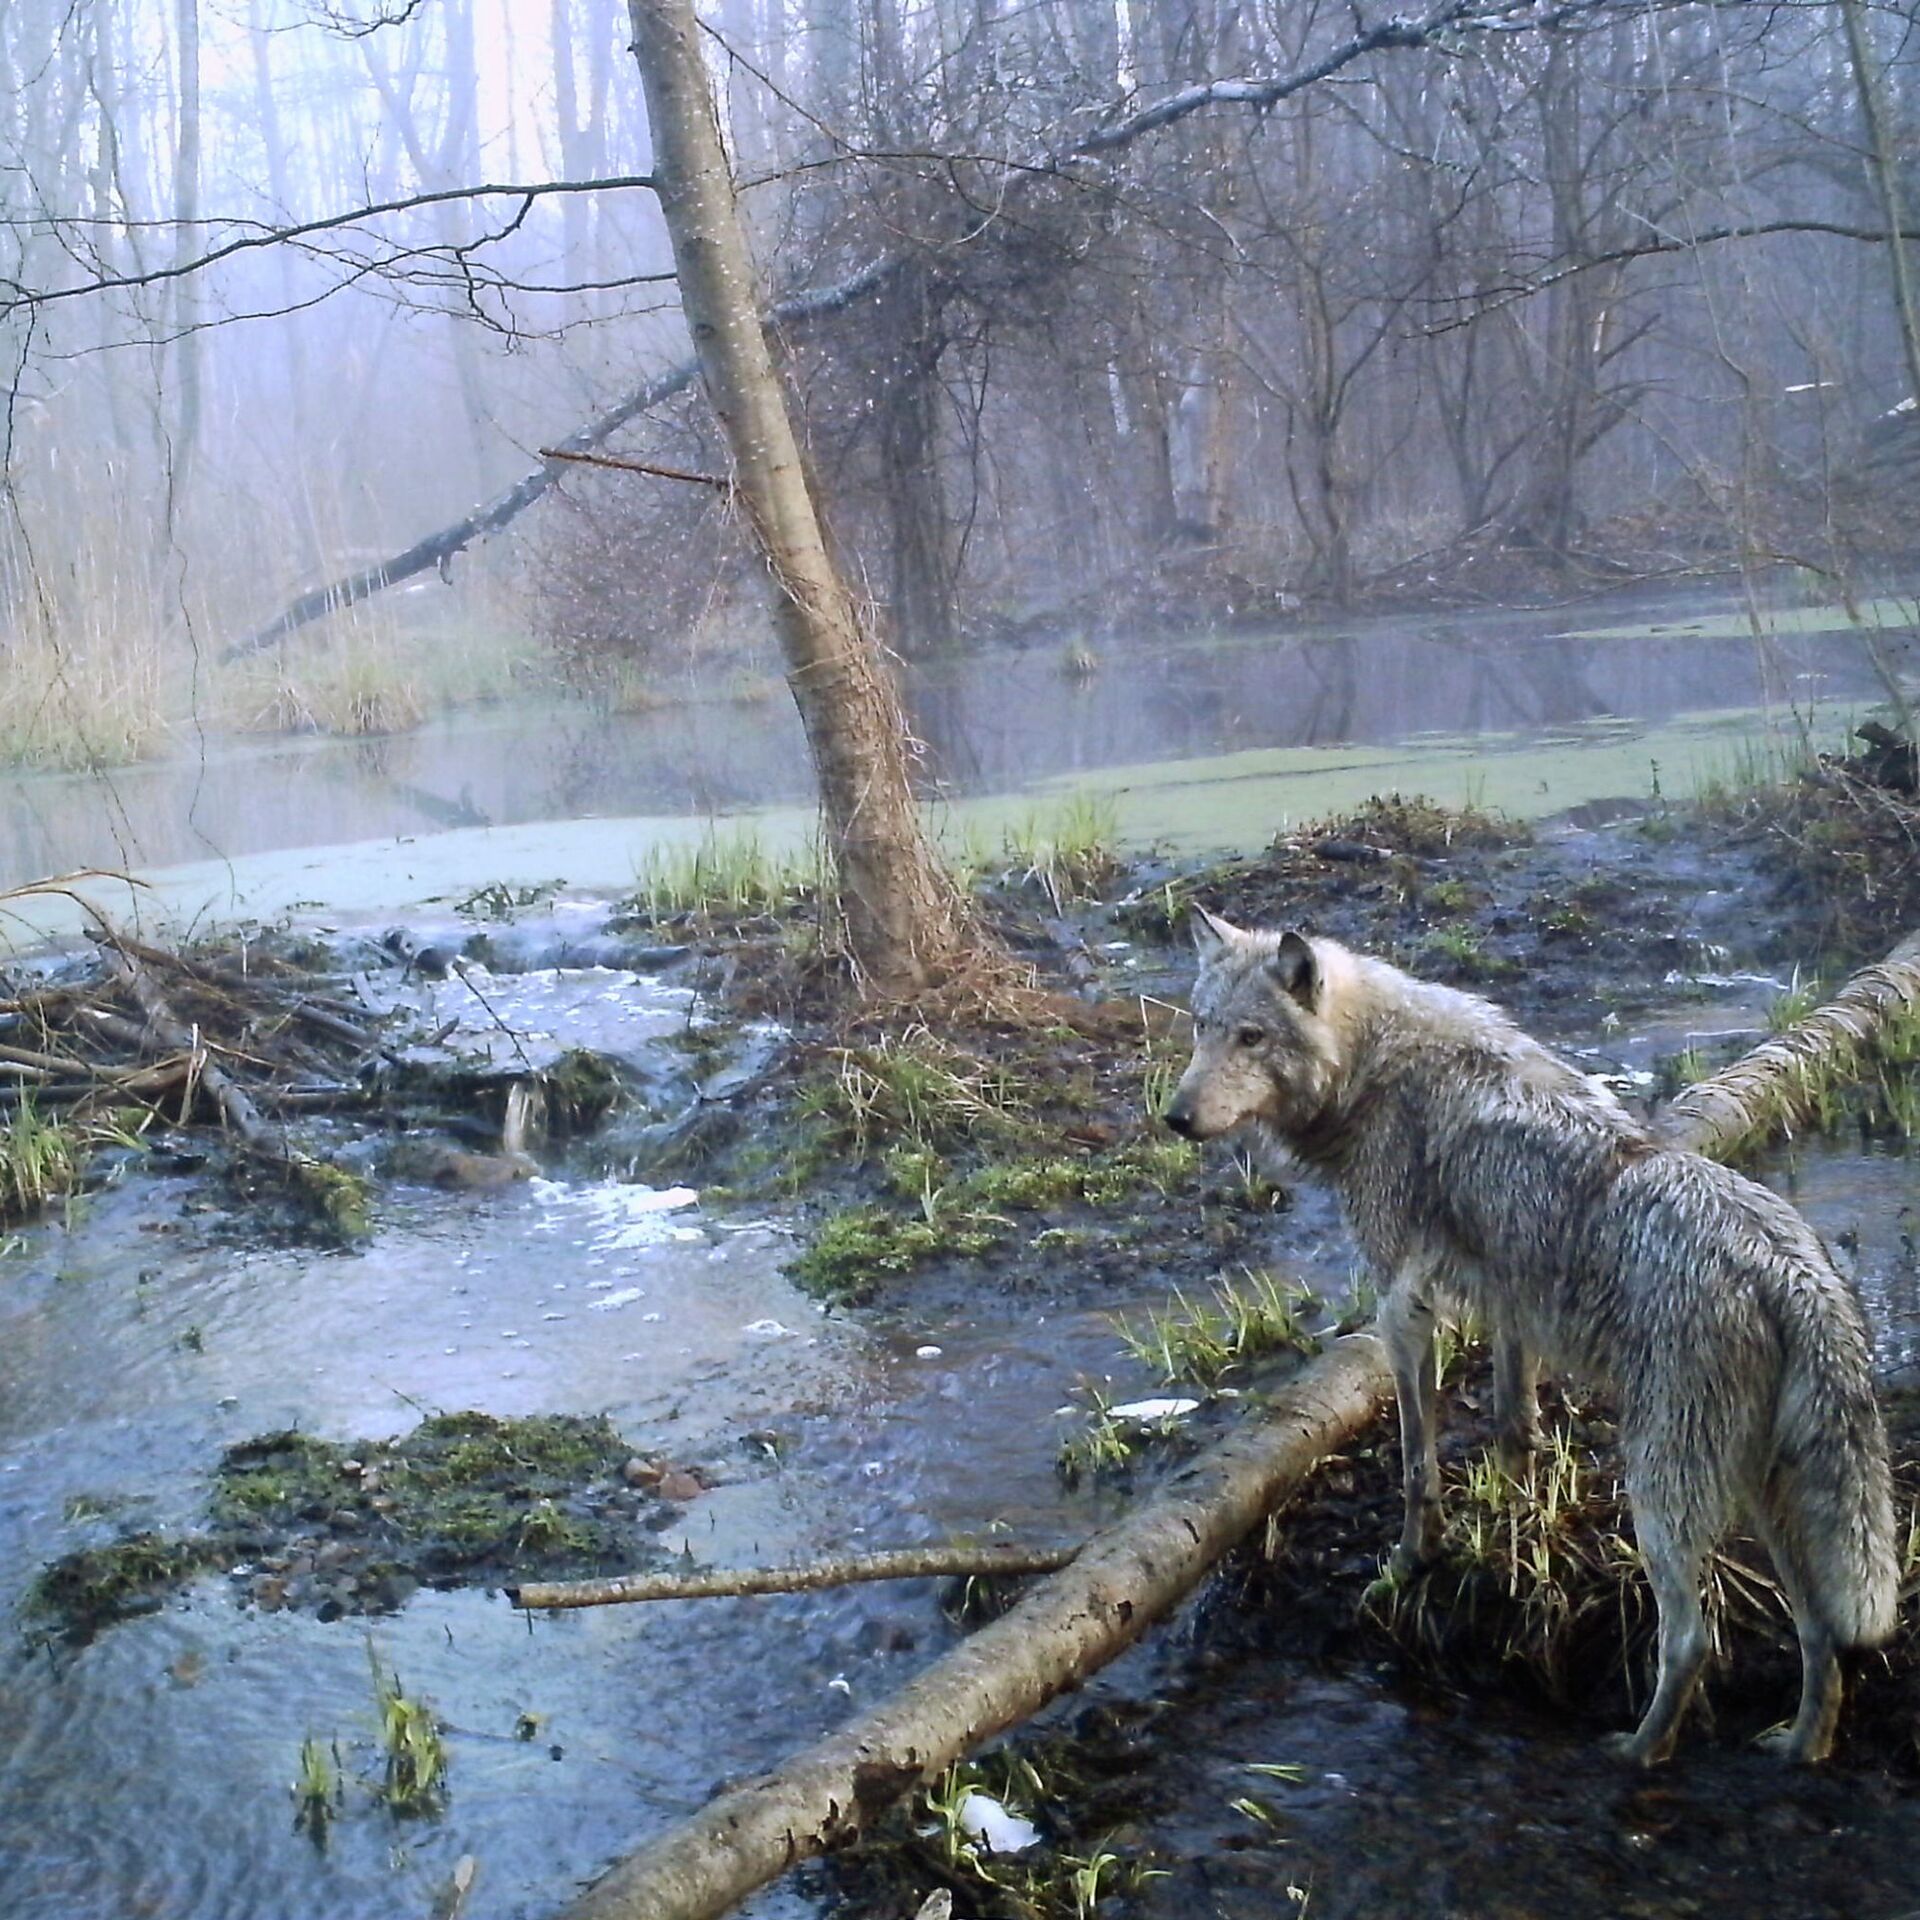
[1,0,1917,870]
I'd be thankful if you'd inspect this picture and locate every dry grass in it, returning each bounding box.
[0,542,177,770]
[216,591,537,739]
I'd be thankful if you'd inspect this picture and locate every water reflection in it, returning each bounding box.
[0,589,1895,886]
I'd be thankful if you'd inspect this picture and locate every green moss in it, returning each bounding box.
[966,1157,1090,1210]
[28,1531,219,1635]
[541,1049,624,1131]
[790,1135,1202,1297]
[790,1203,1001,1301]
[282,1154,371,1243]
[34,1410,664,1642]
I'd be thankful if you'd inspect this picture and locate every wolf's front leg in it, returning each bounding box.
[1491,1329,1542,1473]
[1379,1274,1443,1575]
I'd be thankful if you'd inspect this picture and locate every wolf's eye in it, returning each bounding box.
[1235,1025,1265,1048]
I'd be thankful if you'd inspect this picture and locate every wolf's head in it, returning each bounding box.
[1163,910,1344,1143]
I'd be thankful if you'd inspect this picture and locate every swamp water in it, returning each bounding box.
[1,940,1917,1918]
[0,583,1906,932]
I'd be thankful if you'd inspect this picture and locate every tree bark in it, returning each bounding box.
[626,0,974,991]
[547,925,1920,1920]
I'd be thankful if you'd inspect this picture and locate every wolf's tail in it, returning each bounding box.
[1769,1290,1899,1649]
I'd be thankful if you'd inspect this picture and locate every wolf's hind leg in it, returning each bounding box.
[1379,1274,1443,1576]
[1749,1510,1843,1764]
[1603,1499,1709,1766]
[1491,1328,1542,1473]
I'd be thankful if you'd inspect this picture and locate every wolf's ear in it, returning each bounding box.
[1268,930,1319,1008]
[1190,904,1240,964]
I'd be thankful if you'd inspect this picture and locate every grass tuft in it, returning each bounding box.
[370,1648,448,1815]
[1113,1269,1319,1388]
[1001,793,1123,910]
[629,828,818,926]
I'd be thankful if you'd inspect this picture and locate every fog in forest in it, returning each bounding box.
[2,0,1918,882]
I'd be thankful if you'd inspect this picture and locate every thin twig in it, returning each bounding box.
[539,446,731,490]
[509,1542,1081,1611]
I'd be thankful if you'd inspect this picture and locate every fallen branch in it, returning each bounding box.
[538,447,731,491]
[92,932,371,1239]
[510,1542,1081,1612]
[550,925,1920,1920]
[552,1337,1388,1920]
[108,947,278,1150]
[1655,931,1920,1155]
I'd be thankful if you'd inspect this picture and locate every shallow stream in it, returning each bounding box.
[1,942,1916,1919]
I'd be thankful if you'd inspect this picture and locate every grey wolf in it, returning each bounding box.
[1164,910,1897,1764]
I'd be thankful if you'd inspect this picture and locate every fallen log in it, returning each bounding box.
[1655,930,1920,1154]
[553,1337,1389,1920]
[510,1542,1082,1612]
[550,930,1920,1920]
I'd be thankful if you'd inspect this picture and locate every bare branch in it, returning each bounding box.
[0,176,659,322]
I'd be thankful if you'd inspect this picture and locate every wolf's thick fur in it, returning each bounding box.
[1166,914,1897,1764]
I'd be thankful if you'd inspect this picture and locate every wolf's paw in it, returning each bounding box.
[1753,1724,1833,1766]
[1598,1729,1668,1768]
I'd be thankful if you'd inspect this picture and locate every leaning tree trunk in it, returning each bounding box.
[626,0,974,992]
[547,927,1920,1920]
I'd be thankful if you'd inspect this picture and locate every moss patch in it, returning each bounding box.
[27,1532,223,1639]
[789,1136,1202,1302]
[31,1411,691,1644]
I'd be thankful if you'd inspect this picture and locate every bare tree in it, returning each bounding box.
[625,0,977,989]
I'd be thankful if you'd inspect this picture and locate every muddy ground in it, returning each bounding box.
[16,769,1920,1919]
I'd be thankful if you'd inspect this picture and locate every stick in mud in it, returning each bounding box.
[543,926,1920,1920]
[508,1542,1082,1611]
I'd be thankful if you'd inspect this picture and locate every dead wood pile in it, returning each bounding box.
[0,922,390,1236]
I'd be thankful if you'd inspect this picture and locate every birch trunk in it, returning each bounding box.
[626,0,973,990]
